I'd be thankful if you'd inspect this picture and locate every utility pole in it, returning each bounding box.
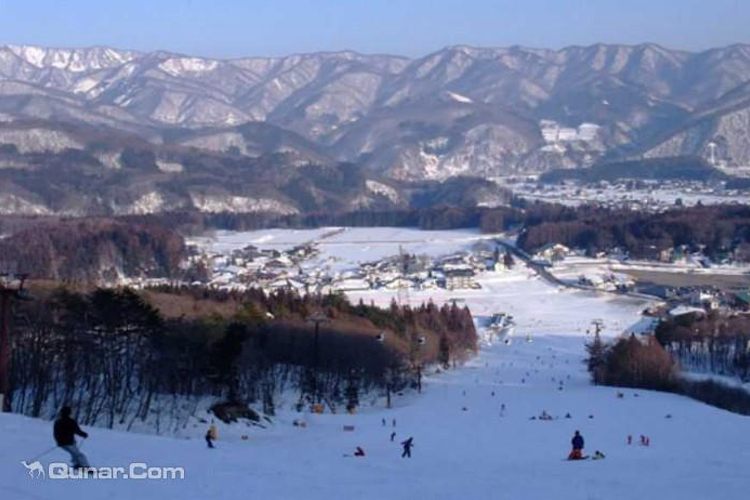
[375,332,394,408]
[385,367,392,408]
[397,245,410,306]
[0,273,28,413]
[307,311,329,405]
[410,333,426,394]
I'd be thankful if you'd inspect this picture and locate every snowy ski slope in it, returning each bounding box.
[3,231,750,499]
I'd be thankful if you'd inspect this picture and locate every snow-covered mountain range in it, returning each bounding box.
[1,42,750,213]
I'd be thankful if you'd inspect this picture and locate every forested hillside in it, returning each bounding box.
[9,286,477,428]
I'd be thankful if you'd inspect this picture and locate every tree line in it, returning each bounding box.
[514,204,750,261]
[585,328,750,416]
[655,311,750,382]
[0,218,185,283]
[9,286,477,431]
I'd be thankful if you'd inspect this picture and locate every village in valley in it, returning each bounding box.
[181,228,508,296]
[500,178,750,212]
[158,227,750,338]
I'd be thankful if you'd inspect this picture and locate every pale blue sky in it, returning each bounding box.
[0,0,748,58]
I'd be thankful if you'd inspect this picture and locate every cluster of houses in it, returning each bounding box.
[532,241,730,269]
[577,272,635,292]
[530,242,750,308]
[186,242,320,294]
[640,284,750,316]
[182,239,512,295]
[511,179,743,213]
[655,244,750,267]
[355,246,506,293]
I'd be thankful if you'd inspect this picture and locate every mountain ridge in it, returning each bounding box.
[1,41,750,211]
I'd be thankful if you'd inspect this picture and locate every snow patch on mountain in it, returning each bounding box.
[114,192,169,215]
[73,78,99,94]
[7,45,47,67]
[5,45,136,72]
[95,151,122,170]
[0,128,82,154]
[365,180,402,204]
[159,58,219,76]
[443,91,473,104]
[0,193,51,215]
[156,160,184,173]
[180,132,249,155]
[189,194,299,214]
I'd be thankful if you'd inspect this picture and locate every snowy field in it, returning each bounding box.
[3,230,750,499]
[190,226,500,256]
[189,226,505,274]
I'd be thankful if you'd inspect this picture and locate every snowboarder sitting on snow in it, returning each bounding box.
[401,437,414,458]
[53,406,90,469]
[568,430,585,460]
[592,450,606,460]
[354,446,366,457]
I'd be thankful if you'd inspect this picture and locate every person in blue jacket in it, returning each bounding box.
[569,430,585,460]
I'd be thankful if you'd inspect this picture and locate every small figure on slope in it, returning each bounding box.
[205,420,218,448]
[354,446,366,457]
[568,430,585,460]
[401,437,414,458]
[53,406,90,469]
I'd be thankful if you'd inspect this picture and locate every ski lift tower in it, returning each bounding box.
[588,319,605,339]
[307,311,330,405]
[0,273,30,412]
[409,333,427,393]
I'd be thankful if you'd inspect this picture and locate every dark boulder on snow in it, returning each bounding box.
[210,401,261,424]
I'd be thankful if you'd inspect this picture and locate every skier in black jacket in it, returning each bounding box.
[401,437,414,458]
[53,406,90,469]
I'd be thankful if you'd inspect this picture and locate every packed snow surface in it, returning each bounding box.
[4,228,750,499]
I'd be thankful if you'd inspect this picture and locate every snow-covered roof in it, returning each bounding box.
[668,305,706,317]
